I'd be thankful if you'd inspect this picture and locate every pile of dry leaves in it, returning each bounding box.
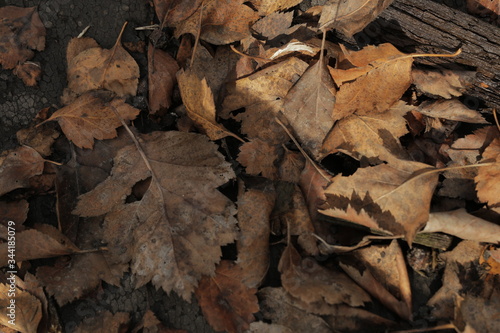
[1,1,499,332]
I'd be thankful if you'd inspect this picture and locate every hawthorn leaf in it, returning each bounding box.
[174,0,258,45]
[67,24,139,97]
[0,6,45,69]
[0,283,42,333]
[319,0,394,37]
[238,139,280,179]
[195,260,259,333]
[412,68,474,99]
[475,137,500,213]
[148,43,179,114]
[282,59,337,159]
[73,131,238,300]
[177,68,240,141]
[417,99,488,124]
[43,91,140,149]
[0,145,45,196]
[320,161,439,244]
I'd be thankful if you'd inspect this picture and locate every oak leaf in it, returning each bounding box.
[0,283,41,333]
[43,91,140,149]
[148,44,179,114]
[319,0,394,37]
[195,260,259,333]
[282,59,337,158]
[67,24,139,97]
[320,161,439,244]
[73,131,238,300]
[0,6,45,70]
[475,137,500,213]
[0,146,45,196]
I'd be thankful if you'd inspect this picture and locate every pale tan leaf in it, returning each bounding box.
[475,137,500,213]
[252,0,303,15]
[412,68,475,99]
[417,99,488,124]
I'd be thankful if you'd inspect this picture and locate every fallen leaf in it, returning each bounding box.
[43,90,140,149]
[320,161,439,244]
[247,322,293,333]
[16,273,50,333]
[74,311,129,333]
[237,187,276,288]
[174,0,259,45]
[0,282,42,333]
[422,209,500,244]
[238,140,280,179]
[252,0,303,16]
[278,148,305,183]
[252,11,294,40]
[73,131,238,300]
[455,291,500,333]
[0,224,80,266]
[475,137,500,213]
[153,0,203,27]
[282,58,337,158]
[66,37,100,65]
[177,68,241,141]
[13,61,42,86]
[16,124,60,157]
[319,0,394,37]
[0,200,28,226]
[0,146,45,196]
[133,310,187,333]
[0,6,45,69]
[195,260,259,333]
[412,68,475,99]
[417,99,488,124]
[278,242,370,306]
[148,44,179,114]
[67,24,139,97]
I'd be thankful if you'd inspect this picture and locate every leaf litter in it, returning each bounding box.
[1,1,500,332]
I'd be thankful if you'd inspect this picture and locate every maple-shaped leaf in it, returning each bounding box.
[0,283,42,333]
[319,0,394,37]
[278,242,370,307]
[43,90,140,149]
[238,139,280,179]
[321,101,411,162]
[320,160,439,244]
[251,0,302,15]
[67,24,139,97]
[177,68,241,141]
[475,137,500,214]
[174,0,258,45]
[0,146,45,196]
[73,131,238,300]
[282,59,337,159]
[148,43,179,114]
[195,260,259,333]
[330,43,414,117]
[0,6,45,69]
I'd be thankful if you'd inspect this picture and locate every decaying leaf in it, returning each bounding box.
[282,59,336,158]
[67,24,139,97]
[252,0,303,16]
[237,187,276,288]
[73,131,238,300]
[247,322,293,333]
[43,90,140,149]
[177,68,240,141]
[321,161,439,244]
[0,283,42,333]
[0,200,28,226]
[153,0,203,27]
[0,6,45,69]
[148,44,179,114]
[475,137,500,213]
[252,11,294,39]
[13,61,42,86]
[412,68,475,99]
[238,140,280,179]
[417,99,488,124]
[195,260,259,333]
[0,146,45,196]
[74,311,129,333]
[319,0,394,37]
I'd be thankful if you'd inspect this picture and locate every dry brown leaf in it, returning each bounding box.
[13,61,42,86]
[422,209,500,243]
[66,37,99,65]
[0,200,28,226]
[0,6,45,70]
[67,24,139,97]
[174,0,258,45]
[177,68,240,141]
[247,322,293,333]
[252,11,294,40]
[258,287,333,333]
[148,44,179,114]
[0,283,42,333]
[412,68,475,99]
[222,57,309,144]
[319,0,394,36]
[73,131,237,300]
[455,292,500,333]
[324,304,397,331]
[252,0,302,16]
[153,0,203,26]
[0,146,45,196]
[282,59,337,158]
[321,161,439,244]
[475,137,500,213]
[279,242,370,307]
[74,311,129,333]
[16,124,60,157]
[16,273,50,333]
[331,43,414,117]
[195,260,259,333]
[237,187,276,288]
[417,99,488,124]
[133,310,187,333]
[43,90,140,149]
[279,148,305,183]
[238,140,280,179]
[321,101,411,162]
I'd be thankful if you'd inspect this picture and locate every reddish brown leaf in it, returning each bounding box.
[195,260,259,333]
[43,91,140,149]
[0,6,45,69]
[13,61,42,86]
[148,44,179,114]
[0,146,45,196]
[238,140,280,179]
